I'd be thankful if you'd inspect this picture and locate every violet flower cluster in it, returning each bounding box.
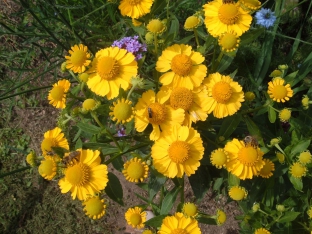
[112,36,147,60]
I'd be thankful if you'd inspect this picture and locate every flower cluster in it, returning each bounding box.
[112,36,147,60]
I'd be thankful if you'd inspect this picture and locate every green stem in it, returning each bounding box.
[180,177,185,204]
[0,166,31,178]
[193,28,200,48]
[0,85,52,101]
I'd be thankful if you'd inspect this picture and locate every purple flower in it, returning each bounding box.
[255,8,276,28]
[112,36,147,60]
[117,127,126,137]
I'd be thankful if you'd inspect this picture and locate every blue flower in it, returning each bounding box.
[112,36,147,60]
[255,8,276,28]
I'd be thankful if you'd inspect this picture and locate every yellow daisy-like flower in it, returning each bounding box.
[147,19,166,34]
[254,228,271,234]
[216,209,227,226]
[182,202,198,218]
[289,162,307,178]
[156,44,207,90]
[82,98,100,112]
[259,159,275,178]
[119,0,154,19]
[65,44,91,73]
[125,207,146,229]
[26,150,37,167]
[298,151,312,165]
[239,0,261,12]
[122,157,149,183]
[302,95,310,110]
[203,72,244,119]
[276,152,285,164]
[307,206,312,219]
[245,91,255,101]
[58,149,108,201]
[224,138,265,180]
[161,85,210,127]
[48,79,71,109]
[109,98,134,124]
[228,186,248,201]
[210,148,229,169]
[203,0,252,37]
[38,156,58,180]
[134,89,184,141]
[184,15,202,31]
[83,196,106,219]
[158,212,201,234]
[41,127,69,156]
[87,47,138,100]
[279,108,291,122]
[267,78,293,103]
[151,125,204,178]
[218,31,240,52]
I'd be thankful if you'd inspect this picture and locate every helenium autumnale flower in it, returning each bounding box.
[255,8,276,28]
[112,35,147,60]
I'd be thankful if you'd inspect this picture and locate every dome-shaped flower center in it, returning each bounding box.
[128,0,141,5]
[147,103,167,125]
[291,163,306,178]
[299,151,311,164]
[217,210,227,225]
[183,203,197,217]
[170,87,193,110]
[279,109,291,121]
[41,138,56,152]
[114,102,133,121]
[171,54,193,76]
[171,229,188,234]
[238,146,258,166]
[65,163,90,186]
[230,187,245,200]
[50,86,65,101]
[212,81,233,103]
[218,3,240,25]
[168,141,190,164]
[219,33,238,50]
[272,85,287,99]
[127,161,145,180]
[85,197,104,216]
[97,56,120,80]
[211,150,227,167]
[83,99,96,110]
[147,19,165,34]
[130,213,142,226]
[39,159,55,176]
[184,16,200,29]
[260,161,272,176]
[71,50,87,66]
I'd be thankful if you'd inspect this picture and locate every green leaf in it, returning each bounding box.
[105,172,124,206]
[228,173,240,187]
[278,211,301,223]
[77,122,100,135]
[82,142,120,155]
[213,178,223,191]
[217,114,242,140]
[148,169,167,201]
[240,28,265,46]
[289,176,303,191]
[160,186,181,215]
[268,106,276,123]
[197,215,217,225]
[74,138,83,149]
[144,215,167,227]
[284,70,299,86]
[290,139,311,158]
[244,115,264,146]
[189,166,211,202]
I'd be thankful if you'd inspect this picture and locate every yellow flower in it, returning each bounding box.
[225,138,265,180]
[203,72,244,118]
[239,0,261,12]
[254,228,271,234]
[279,108,291,122]
[151,125,204,178]
[203,0,252,37]
[267,78,293,103]
[289,162,307,178]
[252,203,260,212]
[122,157,149,183]
[161,85,210,126]
[134,89,184,141]
[259,159,275,178]
[228,186,248,201]
[58,149,108,200]
[245,91,255,101]
[38,156,58,180]
[158,212,201,234]
[184,15,202,31]
[87,47,138,100]
[269,69,282,78]
[125,207,146,229]
[109,98,134,124]
[132,18,142,27]
[307,206,312,219]
[156,44,207,90]
[79,73,89,82]
[119,0,154,19]
[302,95,310,110]
[216,209,227,226]
[48,79,71,109]
[26,150,37,167]
[83,196,106,219]
[182,202,198,218]
[218,31,240,52]
[298,151,312,165]
[65,44,91,73]
[82,98,100,112]
[147,19,166,34]
[210,148,229,169]
[41,127,69,156]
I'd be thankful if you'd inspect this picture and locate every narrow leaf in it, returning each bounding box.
[278,211,301,223]
[144,215,167,227]
[160,186,181,215]
[217,114,242,140]
[105,172,124,206]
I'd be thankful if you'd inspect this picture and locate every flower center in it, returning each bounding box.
[219,33,238,50]
[168,141,190,164]
[85,197,104,216]
[147,103,167,125]
[128,0,142,5]
[114,102,132,121]
[147,19,165,34]
[170,87,193,110]
[212,81,233,103]
[238,146,259,166]
[39,159,54,175]
[71,50,87,66]
[83,99,96,110]
[97,56,120,80]
[171,228,188,234]
[50,86,65,101]
[127,162,145,180]
[218,3,240,25]
[183,203,197,217]
[65,163,90,186]
[273,85,287,99]
[130,213,142,226]
[41,138,56,152]
[171,54,193,76]
[291,163,306,178]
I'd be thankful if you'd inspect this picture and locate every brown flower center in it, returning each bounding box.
[170,87,193,111]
